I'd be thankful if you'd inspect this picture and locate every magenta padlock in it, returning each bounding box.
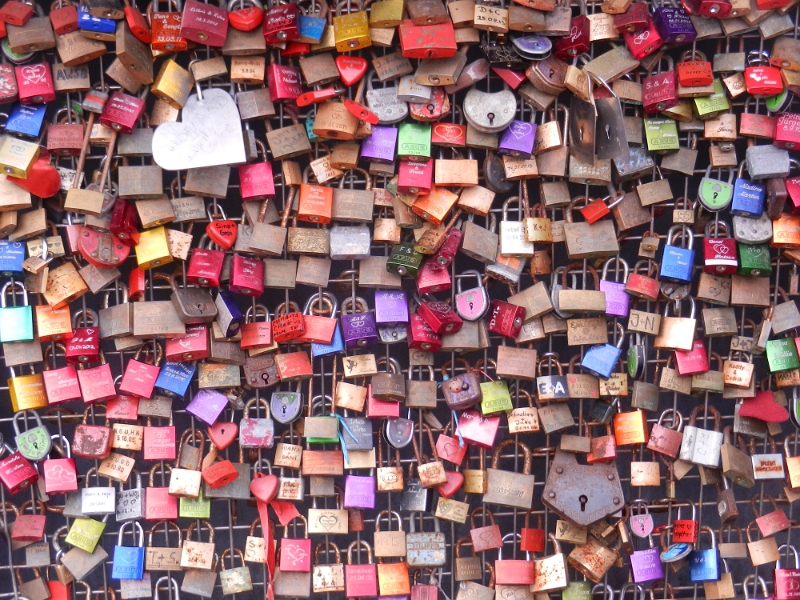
[553,14,590,60]
[416,260,451,294]
[375,290,409,325]
[631,546,663,584]
[361,126,398,163]
[43,450,78,494]
[186,389,228,425]
[239,160,276,201]
[497,120,537,159]
[267,63,303,102]
[263,3,299,44]
[599,258,630,318]
[0,452,38,494]
[15,62,55,103]
[623,20,664,61]
[343,474,376,509]
[229,255,264,296]
[366,384,401,419]
[674,339,709,376]
[77,361,117,404]
[397,159,433,195]
[486,299,524,339]
[119,348,161,399]
[43,362,82,405]
[180,0,229,46]
[99,91,146,134]
[643,57,677,114]
[456,409,500,449]
[418,300,463,334]
[775,113,800,150]
[187,236,225,287]
[342,311,379,348]
[143,423,176,461]
[429,227,462,271]
[408,313,442,352]
[652,4,695,44]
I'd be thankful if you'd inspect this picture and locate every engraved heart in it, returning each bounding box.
[318,514,338,530]
[443,442,460,457]
[152,88,246,170]
[434,124,462,143]
[510,122,533,140]
[21,64,46,84]
[479,530,496,543]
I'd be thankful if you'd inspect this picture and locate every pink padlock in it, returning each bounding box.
[119,345,162,399]
[674,339,710,376]
[42,438,78,495]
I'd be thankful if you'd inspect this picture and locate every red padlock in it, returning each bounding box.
[166,324,210,362]
[681,0,731,17]
[553,14,590,60]
[78,228,131,269]
[397,159,434,195]
[469,507,503,552]
[613,1,649,32]
[187,235,226,286]
[267,62,303,102]
[398,19,457,59]
[15,62,55,104]
[272,303,306,343]
[110,198,141,246]
[12,500,47,542]
[671,502,699,543]
[0,1,33,25]
[435,423,467,465]
[263,2,299,44]
[674,339,709,376]
[703,221,738,274]
[486,299,524,339]
[623,19,664,61]
[643,57,678,114]
[0,452,38,494]
[124,0,152,42]
[119,345,162,399]
[745,55,784,97]
[676,50,713,87]
[238,141,276,200]
[180,0,229,46]
[65,311,101,365]
[456,409,500,449]
[205,206,238,250]
[201,459,239,488]
[520,510,546,553]
[240,305,272,350]
[625,260,660,301]
[774,113,800,151]
[72,406,113,460]
[99,91,146,134]
[106,394,140,421]
[229,0,262,30]
[0,63,18,103]
[275,351,313,382]
[129,267,146,300]
[417,299,463,334]
[50,2,79,34]
[408,313,442,352]
[229,254,265,296]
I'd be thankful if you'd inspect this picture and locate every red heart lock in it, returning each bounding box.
[206,219,238,250]
[9,148,60,198]
[250,473,280,503]
[335,56,367,86]
[435,470,464,499]
[739,390,789,423]
[208,421,238,450]
[229,6,263,31]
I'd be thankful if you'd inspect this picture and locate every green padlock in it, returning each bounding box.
[179,489,211,519]
[766,338,800,373]
[0,281,34,343]
[304,415,340,444]
[13,410,51,462]
[65,517,107,553]
[397,122,432,159]
[479,380,513,415]
[698,165,734,211]
[562,580,592,600]
[737,243,772,277]
[693,79,730,120]
[644,117,680,153]
[386,242,424,277]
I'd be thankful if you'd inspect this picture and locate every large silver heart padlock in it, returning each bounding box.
[463,88,516,133]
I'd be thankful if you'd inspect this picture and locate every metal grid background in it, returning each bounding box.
[1,7,800,600]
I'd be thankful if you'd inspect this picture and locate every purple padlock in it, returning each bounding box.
[497,120,537,159]
[631,546,664,583]
[375,290,409,325]
[652,5,696,44]
[360,126,398,163]
[599,258,630,318]
[186,389,228,425]
[343,474,376,509]
[341,310,379,348]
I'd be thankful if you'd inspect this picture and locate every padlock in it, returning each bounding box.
[745,51,784,97]
[581,324,626,380]
[111,522,145,580]
[332,0,370,51]
[643,55,678,114]
[0,281,33,343]
[680,406,724,468]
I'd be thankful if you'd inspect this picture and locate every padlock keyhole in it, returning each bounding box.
[579,495,588,511]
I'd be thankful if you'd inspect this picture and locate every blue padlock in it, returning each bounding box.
[297,3,327,44]
[688,526,719,582]
[111,521,145,580]
[155,361,196,397]
[78,5,116,34]
[660,225,695,283]
[731,160,766,217]
[215,290,244,338]
[0,240,26,277]
[581,324,625,380]
[6,103,46,138]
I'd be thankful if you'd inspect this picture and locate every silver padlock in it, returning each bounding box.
[116,469,145,522]
[366,72,409,124]
[378,323,408,344]
[329,225,372,260]
[733,213,773,245]
[397,74,432,103]
[463,88,516,133]
[745,144,790,180]
[81,468,117,515]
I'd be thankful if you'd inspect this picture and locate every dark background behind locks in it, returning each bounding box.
[0,4,799,600]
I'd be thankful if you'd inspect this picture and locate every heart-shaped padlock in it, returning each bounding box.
[270,392,303,424]
[206,217,238,250]
[229,5,263,30]
[336,56,367,86]
[208,422,238,450]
